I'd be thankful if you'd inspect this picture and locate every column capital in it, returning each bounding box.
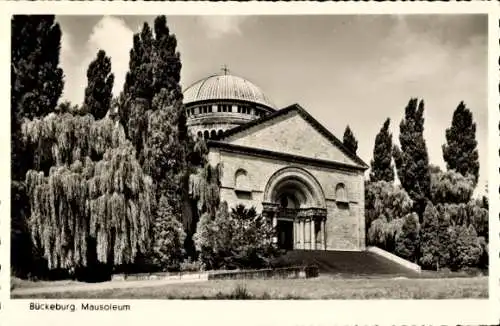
[297,207,327,219]
[262,202,280,213]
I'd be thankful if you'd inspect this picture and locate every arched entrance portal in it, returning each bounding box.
[262,167,327,251]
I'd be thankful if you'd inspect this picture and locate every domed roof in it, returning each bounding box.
[183,74,276,110]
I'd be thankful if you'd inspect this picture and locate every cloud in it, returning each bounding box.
[59,16,134,105]
[198,16,248,39]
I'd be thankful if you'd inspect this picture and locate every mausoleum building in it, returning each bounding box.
[183,71,368,251]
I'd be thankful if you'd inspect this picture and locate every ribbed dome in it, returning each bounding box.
[183,74,276,109]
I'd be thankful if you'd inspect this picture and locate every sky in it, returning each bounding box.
[56,14,488,196]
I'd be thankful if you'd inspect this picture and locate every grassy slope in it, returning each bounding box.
[12,276,488,299]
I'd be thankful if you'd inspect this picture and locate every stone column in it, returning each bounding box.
[306,219,311,250]
[311,218,316,250]
[272,212,278,245]
[322,219,326,250]
[293,220,297,249]
[316,219,321,248]
[300,219,305,250]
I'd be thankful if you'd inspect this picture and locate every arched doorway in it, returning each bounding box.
[262,167,327,251]
[276,194,299,250]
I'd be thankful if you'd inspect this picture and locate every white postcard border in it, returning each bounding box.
[0,2,498,326]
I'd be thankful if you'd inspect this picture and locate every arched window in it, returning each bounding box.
[278,194,298,209]
[335,183,348,203]
[210,130,216,139]
[235,169,251,192]
[197,131,202,139]
[218,130,223,137]
[204,130,209,139]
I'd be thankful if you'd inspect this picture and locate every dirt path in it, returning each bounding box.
[12,275,208,296]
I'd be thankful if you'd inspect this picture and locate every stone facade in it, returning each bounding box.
[208,149,366,251]
[207,105,368,251]
[184,73,368,252]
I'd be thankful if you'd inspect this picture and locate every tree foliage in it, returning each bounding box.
[119,16,192,261]
[430,169,475,205]
[342,125,358,154]
[394,213,420,263]
[11,15,65,176]
[419,202,452,270]
[11,15,64,122]
[367,216,404,252]
[193,202,275,270]
[149,196,186,271]
[466,199,488,239]
[370,118,395,182]
[22,113,154,270]
[21,113,125,172]
[393,98,431,219]
[189,163,222,219]
[84,50,114,120]
[448,225,483,271]
[11,15,65,277]
[120,16,185,162]
[442,102,479,186]
[364,181,413,231]
[419,202,440,270]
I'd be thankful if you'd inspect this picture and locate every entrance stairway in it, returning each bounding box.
[270,250,421,278]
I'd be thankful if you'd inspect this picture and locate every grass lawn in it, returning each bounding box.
[12,276,488,299]
[10,277,81,291]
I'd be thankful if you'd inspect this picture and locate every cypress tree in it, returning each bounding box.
[123,16,193,259]
[442,101,479,186]
[11,15,64,122]
[370,118,395,182]
[419,202,440,270]
[394,213,420,263]
[84,50,114,120]
[153,15,182,98]
[120,22,154,147]
[343,125,358,154]
[149,196,186,271]
[393,98,431,219]
[11,15,64,278]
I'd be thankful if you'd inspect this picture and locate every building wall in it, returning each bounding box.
[208,148,366,251]
[226,111,357,166]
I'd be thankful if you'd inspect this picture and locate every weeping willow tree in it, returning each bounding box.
[23,113,154,270]
[22,112,125,172]
[189,163,222,218]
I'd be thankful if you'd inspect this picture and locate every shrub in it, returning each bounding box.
[180,258,205,272]
[193,202,276,270]
[149,196,186,271]
[448,225,483,271]
[231,284,251,299]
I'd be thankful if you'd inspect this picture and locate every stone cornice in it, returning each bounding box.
[187,113,255,126]
[208,140,367,173]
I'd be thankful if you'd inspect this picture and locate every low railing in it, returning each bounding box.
[112,265,319,282]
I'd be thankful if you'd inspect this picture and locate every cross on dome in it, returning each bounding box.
[221,64,230,75]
